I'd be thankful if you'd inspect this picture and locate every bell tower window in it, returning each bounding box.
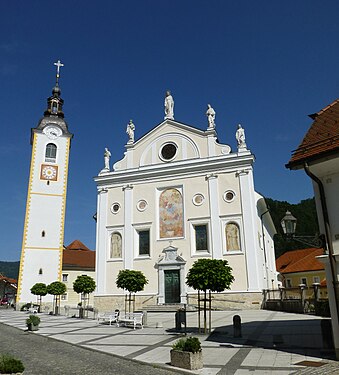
[45,143,57,163]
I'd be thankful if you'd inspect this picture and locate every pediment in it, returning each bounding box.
[112,119,231,171]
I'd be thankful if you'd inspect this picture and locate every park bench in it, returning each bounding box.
[97,310,120,326]
[117,312,143,329]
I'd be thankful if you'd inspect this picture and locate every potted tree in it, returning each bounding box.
[47,281,66,315]
[26,314,41,331]
[73,275,96,318]
[116,269,148,313]
[186,259,234,333]
[171,336,203,370]
[30,282,47,312]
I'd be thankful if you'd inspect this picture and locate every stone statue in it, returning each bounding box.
[126,119,135,143]
[206,104,216,129]
[104,148,111,170]
[164,90,174,120]
[236,124,246,149]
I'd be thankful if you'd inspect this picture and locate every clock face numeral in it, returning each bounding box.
[40,164,58,181]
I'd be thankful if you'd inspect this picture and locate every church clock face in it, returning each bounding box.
[43,125,62,140]
[40,164,58,181]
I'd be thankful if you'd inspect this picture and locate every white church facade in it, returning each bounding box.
[94,96,277,311]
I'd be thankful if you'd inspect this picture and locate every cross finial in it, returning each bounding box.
[53,60,64,84]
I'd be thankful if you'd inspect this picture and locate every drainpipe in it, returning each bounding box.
[304,162,339,356]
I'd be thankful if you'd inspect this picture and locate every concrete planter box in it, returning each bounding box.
[170,349,203,370]
[27,323,39,331]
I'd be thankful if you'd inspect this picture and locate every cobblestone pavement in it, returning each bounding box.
[0,309,338,374]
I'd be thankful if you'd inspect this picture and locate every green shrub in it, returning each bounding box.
[0,354,25,374]
[315,300,331,317]
[26,314,40,326]
[172,337,201,353]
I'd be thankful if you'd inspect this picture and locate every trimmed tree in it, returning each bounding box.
[30,283,47,312]
[116,270,148,313]
[73,275,96,318]
[47,281,66,315]
[186,259,234,333]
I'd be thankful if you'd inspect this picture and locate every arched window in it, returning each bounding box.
[110,232,122,258]
[45,143,57,162]
[159,188,184,238]
[225,222,241,251]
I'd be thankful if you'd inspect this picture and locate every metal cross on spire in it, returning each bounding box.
[53,59,64,84]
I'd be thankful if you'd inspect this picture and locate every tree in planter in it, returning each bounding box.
[73,275,96,318]
[47,281,66,315]
[30,283,47,312]
[186,258,234,333]
[116,269,148,313]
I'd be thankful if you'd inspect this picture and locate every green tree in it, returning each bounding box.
[47,281,66,315]
[186,259,234,333]
[116,270,148,312]
[73,275,96,318]
[30,283,47,311]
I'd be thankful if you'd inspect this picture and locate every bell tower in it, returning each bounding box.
[17,61,73,304]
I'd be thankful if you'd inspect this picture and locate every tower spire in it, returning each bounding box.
[54,59,64,86]
[44,59,65,118]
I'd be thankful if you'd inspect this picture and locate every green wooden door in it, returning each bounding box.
[164,270,180,303]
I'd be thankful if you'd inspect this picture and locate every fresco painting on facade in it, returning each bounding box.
[159,188,184,238]
[110,233,122,258]
[226,223,241,251]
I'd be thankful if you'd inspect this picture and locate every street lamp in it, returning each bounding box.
[280,210,326,249]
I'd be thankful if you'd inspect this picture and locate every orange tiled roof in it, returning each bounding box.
[0,275,17,285]
[287,99,339,169]
[63,240,95,271]
[276,248,325,274]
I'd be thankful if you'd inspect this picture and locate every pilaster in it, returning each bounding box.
[206,173,222,259]
[95,188,108,294]
[123,184,134,269]
[237,169,260,291]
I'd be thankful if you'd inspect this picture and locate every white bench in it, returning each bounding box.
[97,311,119,326]
[117,312,143,330]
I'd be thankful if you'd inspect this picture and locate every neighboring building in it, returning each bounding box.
[276,248,327,297]
[61,240,96,306]
[17,61,73,305]
[94,98,277,311]
[0,275,17,304]
[286,98,339,358]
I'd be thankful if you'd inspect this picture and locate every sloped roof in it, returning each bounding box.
[276,248,325,274]
[287,99,339,169]
[63,240,95,270]
[0,275,17,285]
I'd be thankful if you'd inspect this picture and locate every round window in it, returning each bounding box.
[193,193,205,206]
[224,190,235,202]
[137,200,148,212]
[111,202,121,214]
[160,143,177,161]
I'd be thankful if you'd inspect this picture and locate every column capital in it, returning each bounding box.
[205,173,218,181]
[122,184,133,191]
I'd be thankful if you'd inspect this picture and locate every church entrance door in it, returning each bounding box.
[164,270,180,303]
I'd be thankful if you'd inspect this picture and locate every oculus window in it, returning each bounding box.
[160,143,177,161]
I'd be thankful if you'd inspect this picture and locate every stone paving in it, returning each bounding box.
[0,309,338,374]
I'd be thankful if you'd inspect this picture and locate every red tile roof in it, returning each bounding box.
[276,248,325,274]
[63,240,95,271]
[0,275,17,284]
[287,99,339,169]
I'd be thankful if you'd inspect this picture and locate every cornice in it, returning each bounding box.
[94,152,254,187]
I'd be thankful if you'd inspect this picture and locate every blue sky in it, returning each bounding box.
[1,1,338,261]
